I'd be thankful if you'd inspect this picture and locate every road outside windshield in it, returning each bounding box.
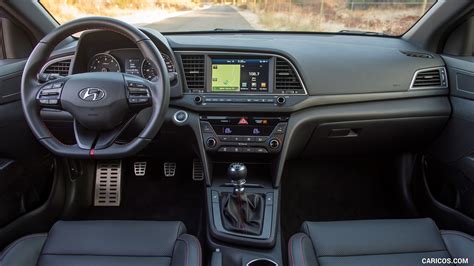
[41,0,436,36]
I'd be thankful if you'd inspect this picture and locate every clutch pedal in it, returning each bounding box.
[164,162,176,177]
[192,159,204,181]
[134,161,147,176]
[94,161,122,206]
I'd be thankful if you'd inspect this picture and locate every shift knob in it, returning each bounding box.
[228,163,247,189]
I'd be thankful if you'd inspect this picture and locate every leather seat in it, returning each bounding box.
[0,220,201,266]
[289,218,473,266]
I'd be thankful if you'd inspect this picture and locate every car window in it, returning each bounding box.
[40,0,437,36]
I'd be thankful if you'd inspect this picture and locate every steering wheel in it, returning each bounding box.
[21,17,170,159]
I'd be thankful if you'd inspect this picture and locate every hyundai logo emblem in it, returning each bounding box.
[78,88,105,101]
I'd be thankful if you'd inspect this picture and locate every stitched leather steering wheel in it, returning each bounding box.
[21,17,170,159]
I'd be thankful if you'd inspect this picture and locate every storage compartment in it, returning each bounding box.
[302,116,448,156]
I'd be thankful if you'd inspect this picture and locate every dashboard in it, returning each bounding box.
[43,29,448,112]
[39,28,451,183]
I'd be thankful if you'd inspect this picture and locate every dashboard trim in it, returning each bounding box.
[170,89,448,113]
[40,55,75,76]
[176,50,309,96]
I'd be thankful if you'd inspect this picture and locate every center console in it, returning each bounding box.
[200,116,288,154]
[206,162,282,265]
[200,118,284,263]
[173,51,306,265]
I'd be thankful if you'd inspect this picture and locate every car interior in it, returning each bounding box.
[0,0,473,265]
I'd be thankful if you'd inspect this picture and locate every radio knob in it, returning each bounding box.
[269,138,280,149]
[276,96,286,105]
[194,95,203,105]
[206,137,217,148]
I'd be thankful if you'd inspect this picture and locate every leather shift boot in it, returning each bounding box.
[220,192,265,235]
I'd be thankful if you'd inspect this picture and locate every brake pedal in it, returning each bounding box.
[94,161,122,206]
[134,161,147,176]
[164,162,176,177]
[192,159,204,181]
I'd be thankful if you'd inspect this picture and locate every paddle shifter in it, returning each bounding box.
[220,163,265,236]
[228,162,247,193]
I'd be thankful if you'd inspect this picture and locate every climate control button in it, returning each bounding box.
[206,137,217,148]
[269,139,280,149]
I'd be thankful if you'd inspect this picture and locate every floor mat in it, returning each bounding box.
[281,156,412,241]
[81,159,204,237]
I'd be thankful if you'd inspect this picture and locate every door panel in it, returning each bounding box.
[423,55,474,234]
[0,50,56,230]
[0,59,48,159]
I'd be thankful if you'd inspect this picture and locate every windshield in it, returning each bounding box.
[41,0,436,36]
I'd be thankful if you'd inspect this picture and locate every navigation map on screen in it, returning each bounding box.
[211,58,270,93]
[211,64,241,92]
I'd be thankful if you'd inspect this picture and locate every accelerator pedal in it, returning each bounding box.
[192,159,204,181]
[94,161,122,206]
[164,162,176,177]
[134,161,147,176]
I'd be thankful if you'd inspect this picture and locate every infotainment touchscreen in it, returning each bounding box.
[211,58,270,93]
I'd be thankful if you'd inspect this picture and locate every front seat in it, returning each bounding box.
[0,220,201,266]
[289,218,473,266]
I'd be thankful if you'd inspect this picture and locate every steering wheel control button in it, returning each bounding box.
[173,110,188,125]
[52,82,63,89]
[37,82,64,107]
[126,82,151,105]
[41,83,53,90]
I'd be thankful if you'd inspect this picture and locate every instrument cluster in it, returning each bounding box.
[88,48,176,81]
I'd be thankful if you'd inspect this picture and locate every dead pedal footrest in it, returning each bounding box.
[94,161,122,206]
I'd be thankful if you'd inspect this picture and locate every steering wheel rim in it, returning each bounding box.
[21,17,170,159]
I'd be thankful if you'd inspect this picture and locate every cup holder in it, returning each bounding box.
[246,258,278,266]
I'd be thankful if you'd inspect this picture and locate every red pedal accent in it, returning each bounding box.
[89,148,95,157]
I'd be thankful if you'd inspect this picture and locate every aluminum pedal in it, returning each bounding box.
[192,159,204,181]
[164,162,176,177]
[134,161,147,176]
[94,161,122,206]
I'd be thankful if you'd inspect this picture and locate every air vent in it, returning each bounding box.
[411,67,447,89]
[400,50,434,59]
[275,58,304,93]
[181,54,205,91]
[42,58,72,76]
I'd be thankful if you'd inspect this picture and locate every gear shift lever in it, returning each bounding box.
[220,162,264,236]
[228,162,247,193]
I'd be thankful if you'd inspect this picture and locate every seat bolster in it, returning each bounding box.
[41,220,187,257]
[171,234,202,266]
[0,233,47,266]
[441,230,474,262]
[288,233,319,266]
[300,218,447,257]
